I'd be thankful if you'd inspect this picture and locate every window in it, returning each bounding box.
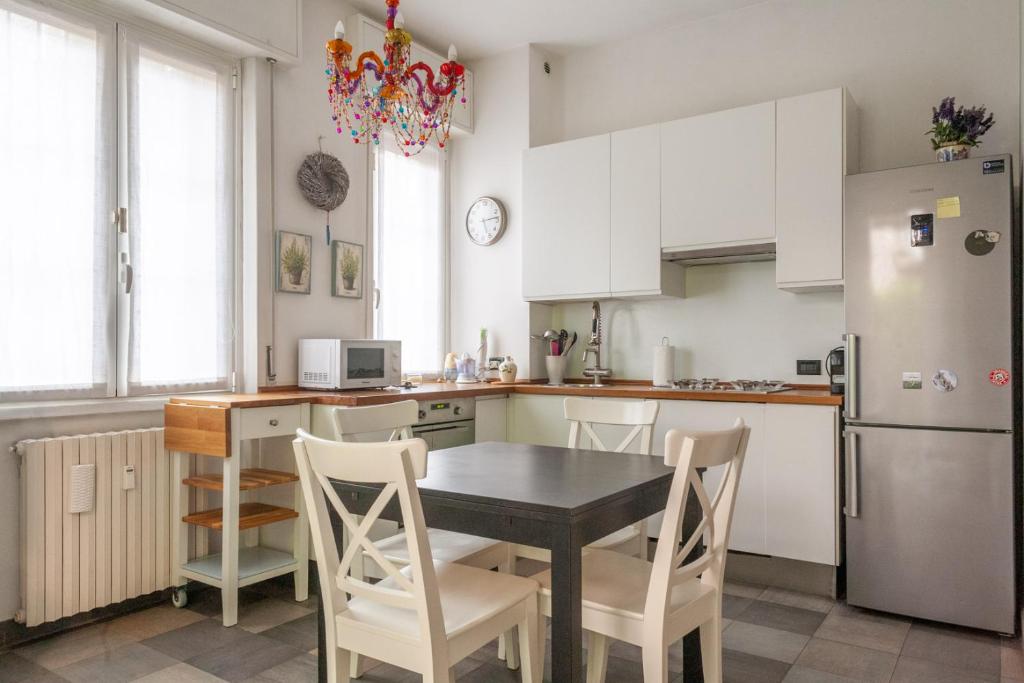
[372,136,446,375]
[0,0,235,400]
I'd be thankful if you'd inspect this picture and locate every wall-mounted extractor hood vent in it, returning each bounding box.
[662,241,776,266]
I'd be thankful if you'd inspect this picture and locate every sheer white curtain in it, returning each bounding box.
[0,2,115,399]
[123,31,234,395]
[373,136,445,375]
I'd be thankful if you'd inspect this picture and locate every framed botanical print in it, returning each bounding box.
[332,240,363,298]
[276,230,312,294]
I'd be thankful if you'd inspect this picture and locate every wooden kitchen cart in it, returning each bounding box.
[164,401,309,626]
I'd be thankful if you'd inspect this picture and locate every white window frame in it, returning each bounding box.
[370,134,451,378]
[0,0,240,403]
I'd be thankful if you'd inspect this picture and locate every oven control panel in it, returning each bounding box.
[416,398,475,425]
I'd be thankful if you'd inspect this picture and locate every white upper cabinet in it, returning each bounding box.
[523,134,612,301]
[776,88,856,290]
[125,0,302,62]
[660,101,776,252]
[610,125,684,298]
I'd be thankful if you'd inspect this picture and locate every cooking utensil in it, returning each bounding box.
[561,331,577,356]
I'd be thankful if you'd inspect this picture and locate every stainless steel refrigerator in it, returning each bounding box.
[844,153,1019,634]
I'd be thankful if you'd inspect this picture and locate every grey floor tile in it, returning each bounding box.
[142,618,255,662]
[608,638,684,673]
[55,642,178,683]
[0,652,56,683]
[723,594,755,619]
[15,621,136,671]
[722,621,810,664]
[187,633,302,683]
[106,605,207,642]
[602,655,647,682]
[134,663,227,682]
[901,622,1001,677]
[794,638,897,682]
[245,651,318,683]
[236,598,314,634]
[259,613,318,652]
[815,605,911,655]
[724,582,767,600]
[891,655,998,683]
[186,588,268,619]
[1002,643,1024,681]
[451,660,518,682]
[721,648,791,683]
[736,600,827,637]
[783,665,861,682]
[761,587,836,614]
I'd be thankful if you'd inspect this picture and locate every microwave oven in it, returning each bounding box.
[298,339,401,390]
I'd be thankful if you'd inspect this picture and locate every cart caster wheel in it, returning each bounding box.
[171,587,188,608]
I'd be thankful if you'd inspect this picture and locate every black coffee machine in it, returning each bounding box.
[826,346,845,394]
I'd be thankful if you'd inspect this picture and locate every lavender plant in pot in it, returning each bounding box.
[928,97,995,162]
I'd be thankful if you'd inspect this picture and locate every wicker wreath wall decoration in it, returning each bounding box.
[297,149,349,244]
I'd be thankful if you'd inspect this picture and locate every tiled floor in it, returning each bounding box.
[3,577,1022,682]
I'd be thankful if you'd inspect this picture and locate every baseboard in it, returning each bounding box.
[724,551,838,598]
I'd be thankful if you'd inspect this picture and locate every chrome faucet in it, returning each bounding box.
[581,301,611,386]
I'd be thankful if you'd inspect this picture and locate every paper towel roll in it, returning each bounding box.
[653,337,674,387]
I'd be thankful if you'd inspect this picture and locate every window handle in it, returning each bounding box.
[124,263,133,294]
[373,287,380,310]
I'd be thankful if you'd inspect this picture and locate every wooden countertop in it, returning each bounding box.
[167,381,843,408]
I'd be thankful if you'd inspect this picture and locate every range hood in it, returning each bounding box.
[661,241,776,266]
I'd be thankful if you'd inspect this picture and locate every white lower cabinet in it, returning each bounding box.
[474,395,508,443]
[764,404,839,565]
[507,394,574,447]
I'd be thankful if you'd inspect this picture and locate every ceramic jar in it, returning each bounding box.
[936,143,970,162]
[498,355,518,383]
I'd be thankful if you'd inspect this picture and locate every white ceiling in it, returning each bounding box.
[342,0,771,60]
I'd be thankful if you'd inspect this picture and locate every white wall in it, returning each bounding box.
[537,0,1020,382]
[259,0,371,388]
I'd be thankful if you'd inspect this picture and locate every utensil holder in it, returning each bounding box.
[545,355,568,385]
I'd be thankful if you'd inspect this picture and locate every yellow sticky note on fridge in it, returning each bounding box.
[937,196,961,218]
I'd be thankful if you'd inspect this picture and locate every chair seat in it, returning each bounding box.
[533,549,714,621]
[588,526,641,551]
[371,529,506,568]
[338,560,538,642]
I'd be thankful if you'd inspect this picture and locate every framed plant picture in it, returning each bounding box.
[332,240,363,298]
[276,230,311,294]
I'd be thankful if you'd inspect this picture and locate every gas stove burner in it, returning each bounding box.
[672,378,789,394]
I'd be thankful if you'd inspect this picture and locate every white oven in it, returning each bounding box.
[298,339,402,390]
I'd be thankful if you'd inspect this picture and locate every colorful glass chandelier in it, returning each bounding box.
[325,0,466,156]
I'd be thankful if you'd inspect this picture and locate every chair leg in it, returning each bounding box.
[700,611,723,683]
[498,550,520,670]
[329,647,351,683]
[638,521,649,560]
[585,632,610,683]
[518,596,542,683]
[641,644,669,683]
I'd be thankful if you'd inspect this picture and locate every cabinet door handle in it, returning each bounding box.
[269,419,279,427]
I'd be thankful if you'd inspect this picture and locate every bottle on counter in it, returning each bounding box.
[499,356,518,383]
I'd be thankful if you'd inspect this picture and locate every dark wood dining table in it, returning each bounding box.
[315,441,703,683]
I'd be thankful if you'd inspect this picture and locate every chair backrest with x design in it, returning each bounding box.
[332,400,418,443]
[564,397,659,455]
[292,429,445,656]
[645,419,750,626]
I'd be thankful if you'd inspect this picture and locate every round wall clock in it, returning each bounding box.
[466,196,507,246]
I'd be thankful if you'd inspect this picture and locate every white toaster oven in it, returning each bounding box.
[298,339,402,390]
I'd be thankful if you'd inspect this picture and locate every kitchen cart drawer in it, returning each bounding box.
[239,405,302,440]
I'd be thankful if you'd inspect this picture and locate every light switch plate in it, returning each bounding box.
[797,359,822,375]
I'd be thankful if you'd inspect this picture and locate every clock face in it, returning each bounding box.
[466,197,506,246]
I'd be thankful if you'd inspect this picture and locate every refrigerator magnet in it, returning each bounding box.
[936,196,961,219]
[931,369,958,392]
[989,368,1010,386]
[964,230,1000,256]
[901,371,922,389]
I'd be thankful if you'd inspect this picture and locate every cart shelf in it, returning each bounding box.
[183,502,298,530]
[183,468,299,491]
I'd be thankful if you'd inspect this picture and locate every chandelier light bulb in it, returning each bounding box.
[334,19,345,39]
[448,43,457,61]
[394,11,405,29]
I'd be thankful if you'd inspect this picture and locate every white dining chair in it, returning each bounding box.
[332,402,519,675]
[293,430,543,683]
[515,398,660,563]
[533,418,750,683]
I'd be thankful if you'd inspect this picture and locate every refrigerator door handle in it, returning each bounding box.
[844,430,859,518]
[845,333,859,420]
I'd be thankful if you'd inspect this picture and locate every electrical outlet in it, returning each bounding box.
[797,359,822,376]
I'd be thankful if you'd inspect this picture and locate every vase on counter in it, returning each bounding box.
[499,355,518,383]
[935,142,970,162]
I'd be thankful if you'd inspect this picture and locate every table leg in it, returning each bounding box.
[550,526,583,683]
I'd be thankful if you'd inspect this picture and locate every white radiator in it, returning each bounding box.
[15,429,176,627]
